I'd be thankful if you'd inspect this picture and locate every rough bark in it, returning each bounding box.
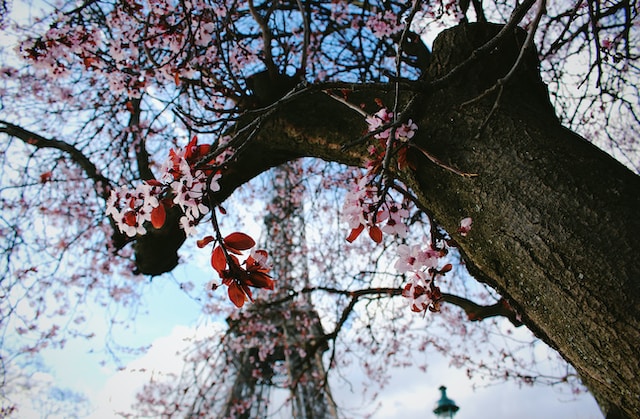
[135,23,640,416]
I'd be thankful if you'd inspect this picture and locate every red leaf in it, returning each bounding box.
[83,56,97,69]
[397,146,417,171]
[440,263,453,274]
[150,204,166,229]
[169,149,179,164]
[184,135,198,160]
[224,232,255,251]
[227,282,246,308]
[211,246,226,275]
[246,271,274,290]
[197,235,215,248]
[346,224,365,243]
[194,144,210,159]
[368,225,383,243]
[242,283,254,302]
[39,171,53,183]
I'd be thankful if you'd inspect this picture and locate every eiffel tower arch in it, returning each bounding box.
[220,161,338,419]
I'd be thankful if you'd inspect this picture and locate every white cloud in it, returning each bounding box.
[87,322,224,418]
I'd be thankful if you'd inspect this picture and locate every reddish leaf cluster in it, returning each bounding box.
[169,135,217,177]
[201,232,275,308]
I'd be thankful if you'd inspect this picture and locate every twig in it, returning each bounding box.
[321,90,368,117]
[248,0,278,77]
[408,143,478,177]
[384,0,423,176]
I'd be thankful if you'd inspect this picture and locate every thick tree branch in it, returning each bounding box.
[126,98,154,181]
[440,294,523,327]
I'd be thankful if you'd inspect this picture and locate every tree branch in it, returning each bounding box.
[0,120,112,198]
[126,98,154,181]
[440,293,523,327]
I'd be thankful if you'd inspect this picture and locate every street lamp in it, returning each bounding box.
[433,385,459,418]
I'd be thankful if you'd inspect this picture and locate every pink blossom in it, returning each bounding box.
[402,271,434,313]
[366,10,402,38]
[458,217,473,236]
[394,244,424,273]
[380,204,409,237]
[179,215,198,236]
[396,119,418,142]
[366,108,393,140]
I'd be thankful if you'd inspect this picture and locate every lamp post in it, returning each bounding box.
[433,385,459,418]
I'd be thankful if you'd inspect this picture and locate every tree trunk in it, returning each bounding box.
[138,23,640,416]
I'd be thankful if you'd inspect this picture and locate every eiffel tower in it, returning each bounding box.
[220,162,338,418]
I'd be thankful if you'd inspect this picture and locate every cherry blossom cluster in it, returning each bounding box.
[397,216,473,312]
[365,108,418,144]
[105,182,165,237]
[395,244,451,313]
[171,165,215,235]
[106,136,221,238]
[365,107,418,172]
[343,105,476,313]
[341,106,419,244]
[342,175,409,243]
[19,13,102,78]
[106,136,274,307]
[366,10,402,38]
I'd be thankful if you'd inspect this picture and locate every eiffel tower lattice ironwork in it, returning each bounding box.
[220,162,338,419]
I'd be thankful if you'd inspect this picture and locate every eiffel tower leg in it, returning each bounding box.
[220,163,339,418]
